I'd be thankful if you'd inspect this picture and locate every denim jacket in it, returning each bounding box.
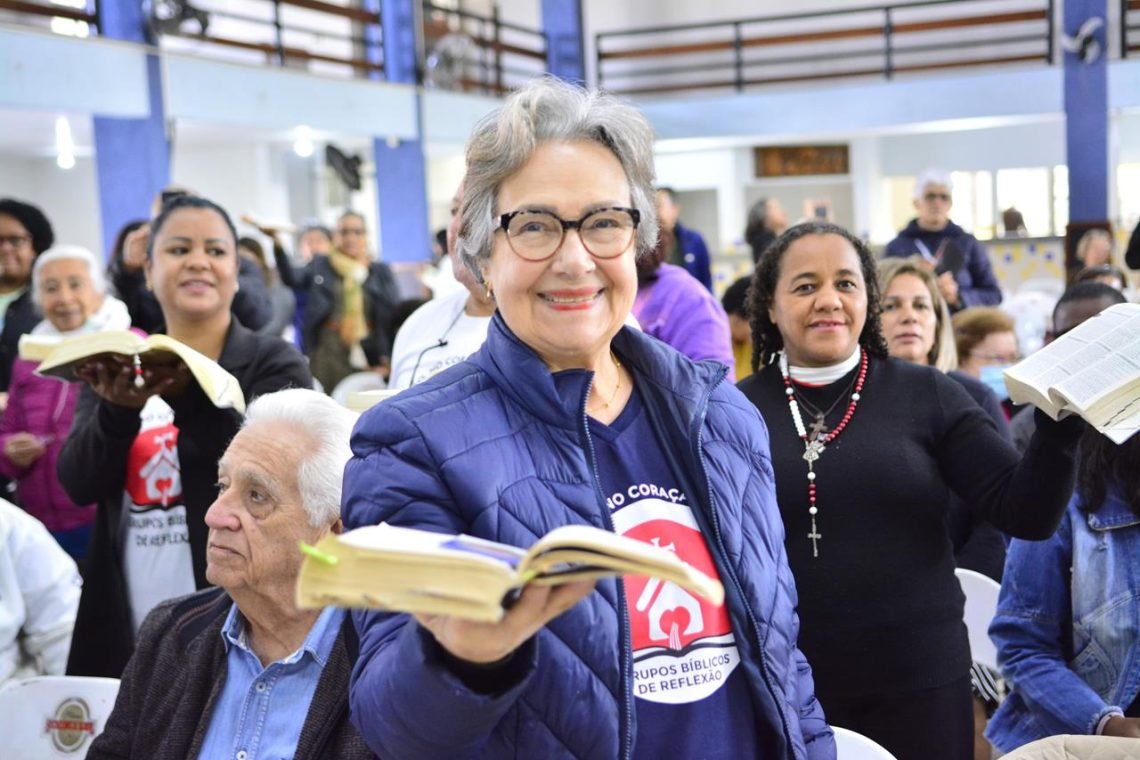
[986,486,1140,751]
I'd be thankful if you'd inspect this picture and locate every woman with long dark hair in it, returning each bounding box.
[738,221,1084,759]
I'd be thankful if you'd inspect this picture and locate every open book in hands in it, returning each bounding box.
[23,330,246,412]
[1004,303,1140,444]
[296,523,725,623]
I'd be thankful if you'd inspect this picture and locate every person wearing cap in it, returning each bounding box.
[0,198,54,398]
[884,169,1002,313]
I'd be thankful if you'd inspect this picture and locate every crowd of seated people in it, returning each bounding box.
[2,77,1140,760]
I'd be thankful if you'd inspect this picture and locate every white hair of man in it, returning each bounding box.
[31,244,107,307]
[242,388,358,528]
[456,75,660,283]
[913,168,955,200]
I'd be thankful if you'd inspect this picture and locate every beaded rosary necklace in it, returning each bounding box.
[779,348,868,558]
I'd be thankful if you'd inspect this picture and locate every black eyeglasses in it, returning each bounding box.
[923,192,952,203]
[497,207,640,262]
[0,234,31,249]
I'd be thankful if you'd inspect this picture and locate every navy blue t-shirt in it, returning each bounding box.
[589,387,761,759]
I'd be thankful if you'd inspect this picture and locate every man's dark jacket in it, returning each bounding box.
[87,587,374,759]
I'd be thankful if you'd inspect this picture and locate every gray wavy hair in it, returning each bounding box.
[456,77,659,282]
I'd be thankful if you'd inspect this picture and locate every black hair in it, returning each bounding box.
[1074,264,1128,291]
[746,221,889,372]
[1053,281,1126,323]
[302,224,333,241]
[388,298,429,339]
[338,210,365,226]
[0,198,55,254]
[721,275,752,317]
[147,195,238,259]
[111,219,147,265]
[238,236,270,283]
[656,186,677,203]
[1078,429,1140,517]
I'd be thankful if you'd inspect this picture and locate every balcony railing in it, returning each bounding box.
[0,0,98,37]
[1124,0,1140,57]
[153,0,383,79]
[596,0,1054,97]
[421,1,547,95]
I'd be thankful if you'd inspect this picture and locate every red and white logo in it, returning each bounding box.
[612,496,740,705]
[124,400,181,508]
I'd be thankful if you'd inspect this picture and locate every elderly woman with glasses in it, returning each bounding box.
[343,79,833,760]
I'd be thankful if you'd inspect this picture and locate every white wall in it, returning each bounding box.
[0,154,102,256]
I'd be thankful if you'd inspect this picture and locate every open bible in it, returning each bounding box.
[1003,302,1140,444]
[23,331,245,412]
[296,523,725,623]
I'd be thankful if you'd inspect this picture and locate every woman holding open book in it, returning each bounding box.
[342,79,834,759]
[57,195,312,678]
[737,221,1085,759]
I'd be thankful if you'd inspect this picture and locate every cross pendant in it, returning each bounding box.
[808,418,828,441]
[808,517,822,558]
[803,439,825,463]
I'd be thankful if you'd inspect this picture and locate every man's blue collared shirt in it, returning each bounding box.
[198,604,344,760]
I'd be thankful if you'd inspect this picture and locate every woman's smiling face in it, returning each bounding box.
[767,233,868,367]
[481,140,637,371]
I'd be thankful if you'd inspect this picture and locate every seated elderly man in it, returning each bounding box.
[88,389,372,760]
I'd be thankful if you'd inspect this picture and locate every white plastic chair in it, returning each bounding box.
[0,675,120,757]
[330,370,387,408]
[956,567,1002,671]
[832,725,898,759]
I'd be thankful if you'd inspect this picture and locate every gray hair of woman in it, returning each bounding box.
[456,77,659,283]
[876,257,958,373]
[31,244,107,307]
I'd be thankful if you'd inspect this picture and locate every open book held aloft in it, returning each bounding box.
[296,523,725,623]
[1004,302,1140,444]
[22,331,245,412]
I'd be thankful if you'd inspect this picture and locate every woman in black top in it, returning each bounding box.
[59,196,312,678]
[737,222,1082,760]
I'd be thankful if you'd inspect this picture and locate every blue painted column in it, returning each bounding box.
[362,0,430,263]
[541,0,585,84]
[1063,0,1108,223]
[92,0,170,259]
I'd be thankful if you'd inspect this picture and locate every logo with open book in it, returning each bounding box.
[612,496,740,705]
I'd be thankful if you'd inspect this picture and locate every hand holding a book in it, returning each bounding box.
[76,357,188,410]
[414,579,596,665]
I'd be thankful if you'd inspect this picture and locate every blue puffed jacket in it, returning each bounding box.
[343,314,833,759]
[987,487,1140,751]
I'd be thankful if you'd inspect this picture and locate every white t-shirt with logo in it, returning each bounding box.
[120,396,196,633]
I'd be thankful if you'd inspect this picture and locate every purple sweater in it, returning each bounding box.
[633,264,736,382]
[0,358,95,532]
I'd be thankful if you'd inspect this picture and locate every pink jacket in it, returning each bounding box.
[0,358,95,532]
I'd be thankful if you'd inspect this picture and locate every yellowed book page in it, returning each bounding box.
[17,334,62,362]
[35,331,245,412]
[523,525,725,605]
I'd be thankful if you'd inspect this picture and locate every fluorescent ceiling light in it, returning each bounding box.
[294,126,314,158]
